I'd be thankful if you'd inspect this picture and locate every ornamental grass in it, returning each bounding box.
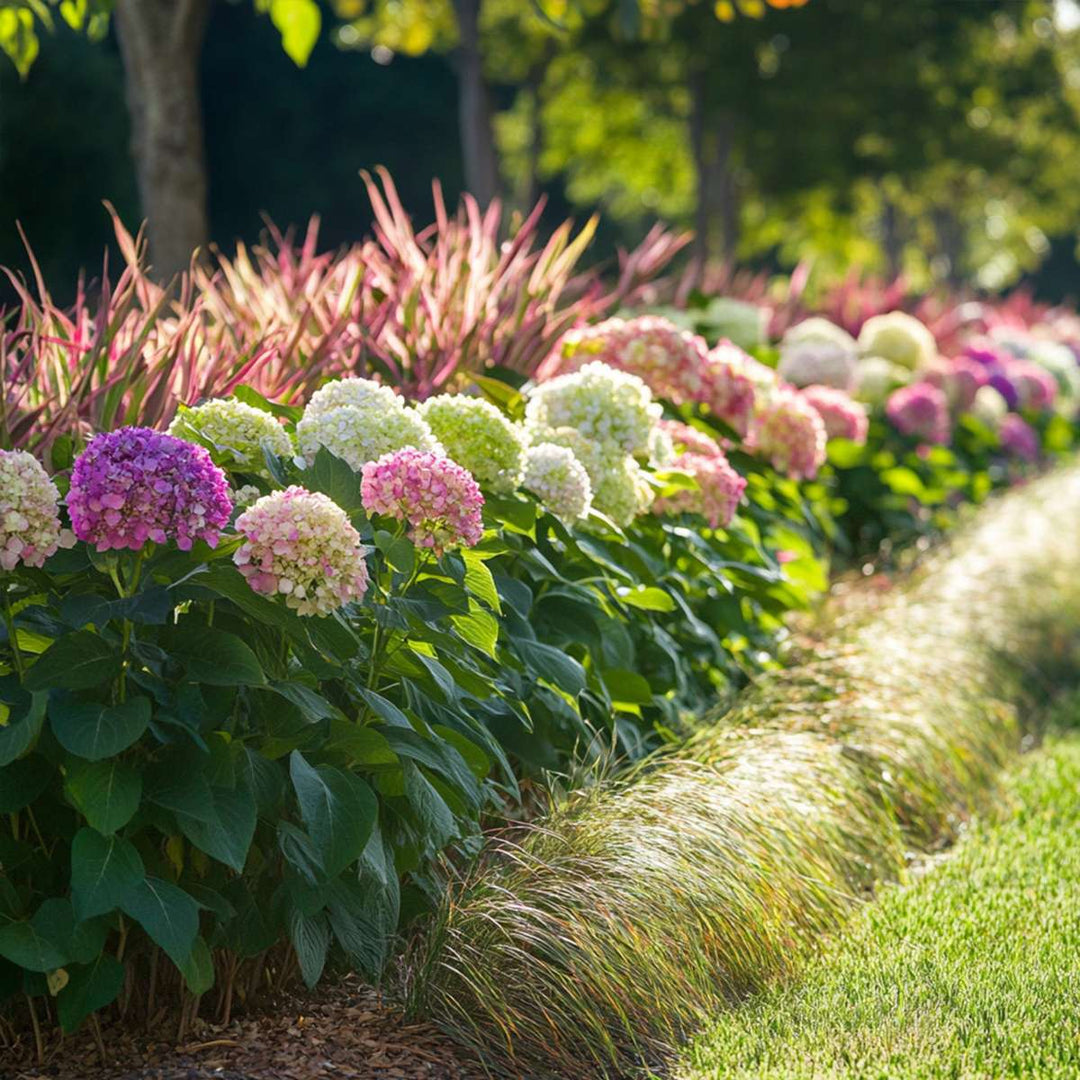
[411,460,1080,1079]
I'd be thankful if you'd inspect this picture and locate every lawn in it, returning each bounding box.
[677,726,1080,1080]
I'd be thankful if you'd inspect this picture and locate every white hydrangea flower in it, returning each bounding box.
[522,442,593,523]
[304,376,405,419]
[418,395,528,494]
[530,425,652,526]
[971,385,1008,428]
[857,312,937,370]
[778,318,859,391]
[524,361,661,456]
[854,356,910,404]
[296,403,442,470]
[168,397,293,477]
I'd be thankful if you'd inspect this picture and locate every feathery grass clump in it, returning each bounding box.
[411,462,1080,1078]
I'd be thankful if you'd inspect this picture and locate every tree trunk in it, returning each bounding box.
[114,0,210,282]
[453,0,500,207]
[689,74,739,270]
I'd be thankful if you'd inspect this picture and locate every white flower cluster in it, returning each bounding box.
[296,376,441,470]
[778,318,859,391]
[858,311,937,370]
[522,442,593,523]
[524,361,661,456]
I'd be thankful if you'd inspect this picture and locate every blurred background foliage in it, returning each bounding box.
[1,0,1080,302]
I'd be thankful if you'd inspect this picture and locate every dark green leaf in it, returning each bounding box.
[49,695,150,761]
[65,758,141,835]
[120,877,199,968]
[0,690,45,767]
[70,828,145,921]
[24,632,119,691]
[514,639,587,696]
[57,952,124,1033]
[168,627,265,686]
[289,752,378,878]
[0,756,52,813]
[176,786,257,873]
[287,906,329,989]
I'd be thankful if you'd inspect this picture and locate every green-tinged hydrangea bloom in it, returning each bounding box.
[418,395,527,494]
[530,425,652,526]
[522,442,593,522]
[304,376,404,419]
[296,403,442,470]
[857,312,937,371]
[525,361,661,456]
[168,398,293,477]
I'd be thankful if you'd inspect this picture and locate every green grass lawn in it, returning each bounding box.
[676,732,1080,1080]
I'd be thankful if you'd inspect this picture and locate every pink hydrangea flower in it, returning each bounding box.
[0,450,71,570]
[234,486,369,616]
[748,388,827,481]
[68,428,231,552]
[799,386,868,444]
[1006,360,1057,412]
[545,316,713,407]
[654,451,746,529]
[885,383,951,445]
[657,419,725,459]
[921,357,987,411]
[999,414,1039,462]
[361,448,484,555]
[703,341,760,435]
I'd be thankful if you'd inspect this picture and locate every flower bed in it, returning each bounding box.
[0,197,1078,1047]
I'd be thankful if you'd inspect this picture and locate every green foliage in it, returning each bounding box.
[678,730,1080,1080]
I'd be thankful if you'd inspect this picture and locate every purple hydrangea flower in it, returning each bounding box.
[68,427,232,552]
[999,414,1039,462]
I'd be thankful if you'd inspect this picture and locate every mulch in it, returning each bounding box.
[2,976,481,1080]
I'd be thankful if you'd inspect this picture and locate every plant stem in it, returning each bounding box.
[2,587,24,680]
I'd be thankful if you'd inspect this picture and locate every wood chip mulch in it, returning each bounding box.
[2,976,481,1080]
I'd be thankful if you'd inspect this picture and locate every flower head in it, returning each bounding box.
[304,376,403,419]
[68,428,231,552]
[998,414,1039,462]
[854,356,910,404]
[552,316,714,407]
[168,397,293,477]
[522,442,593,523]
[657,419,725,459]
[748,388,827,480]
[296,404,441,471]
[1026,339,1080,400]
[779,318,859,391]
[0,450,69,570]
[800,385,868,444]
[971,385,1009,428]
[524,361,660,456]
[1007,360,1057,412]
[418,395,527,494]
[920,357,987,411]
[885,382,951,445]
[703,342,761,433]
[361,449,484,554]
[858,311,937,370]
[531,425,652,526]
[234,487,369,616]
[654,451,746,529]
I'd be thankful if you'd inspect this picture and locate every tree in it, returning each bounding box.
[0,0,322,280]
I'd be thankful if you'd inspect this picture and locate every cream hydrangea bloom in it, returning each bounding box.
[522,442,593,522]
[168,397,293,477]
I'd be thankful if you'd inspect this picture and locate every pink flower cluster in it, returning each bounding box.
[234,486,369,616]
[657,419,726,458]
[748,388,827,481]
[999,414,1039,462]
[800,386,868,444]
[68,428,232,552]
[361,448,484,555]
[703,342,759,434]
[655,451,746,529]
[885,383,951,445]
[546,318,757,433]
[0,450,69,570]
[1008,360,1057,412]
[920,357,987,410]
